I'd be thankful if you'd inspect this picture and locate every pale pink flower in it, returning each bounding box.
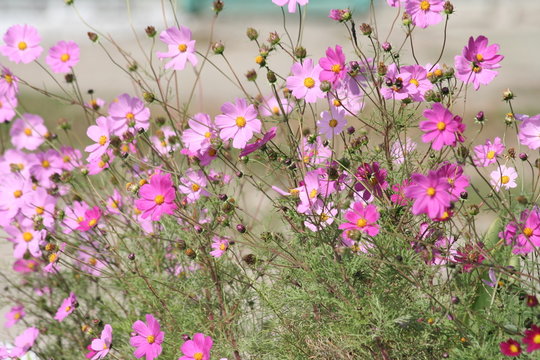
[405,0,444,28]
[0,66,19,97]
[85,116,115,162]
[108,93,151,135]
[472,137,505,167]
[210,236,230,258]
[259,95,293,117]
[317,107,347,139]
[86,324,112,360]
[518,114,540,150]
[286,58,324,103]
[10,113,48,151]
[272,0,309,13]
[0,24,43,64]
[215,98,261,149]
[54,292,77,322]
[304,202,337,232]
[0,93,17,123]
[46,40,80,73]
[181,113,216,153]
[490,165,517,191]
[178,169,210,203]
[157,26,198,70]
[4,305,25,328]
[9,327,39,358]
[5,220,44,259]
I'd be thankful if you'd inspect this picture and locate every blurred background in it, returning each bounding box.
[1,0,539,344]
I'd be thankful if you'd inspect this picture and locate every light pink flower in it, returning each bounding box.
[9,327,39,358]
[295,170,335,214]
[130,314,164,360]
[0,93,17,123]
[54,292,77,322]
[108,93,151,135]
[286,58,324,103]
[0,66,19,97]
[46,40,80,73]
[391,137,416,165]
[106,189,123,214]
[405,0,444,28]
[299,136,331,166]
[436,162,469,200]
[0,24,43,64]
[380,64,413,100]
[419,103,465,150]
[13,258,40,274]
[85,116,115,162]
[4,305,25,328]
[500,207,540,255]
[22,187,56,228]
[272,0,309,13]
[157,26,198,70]
[490,165,517,191]
[78,246,106,277]
[10,113,48,151]
[135,172,178,221]
[0,173,33,221]
[400,64,432,101]
[29,149,63,188]
[179,333,213,360]
[210,236,230,258]
[317,107,347,139]
[86,324,112,360]
[62,201,90,233]
[181,113,216,153]
[178,169,210,203]
[5,221,44,259]
[259,95,292,117]
[304,202,337,232]
[518,114,540,150]
[215,98,261,149]
[472,137,505,167]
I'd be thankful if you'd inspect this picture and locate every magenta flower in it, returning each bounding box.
[436,163,469,200]
[380,64,413,100]
[215,98,261,149]
[328,9,351,22]
[0,24,43,64]
[354,162,389,200]
[130,314,164,360]
[178,168,210,203]
[179,333,213,360]
[108,93,151,135]
[339,202,380,238]
[135,172,177,221]
[390,179,411,206]
[157,26,197,70]
[400,64,432,101]
[405,0,444,28]
[455,35,504,90]
[77,206,102,232]
[518,114,540,150]
[490,165,517,192]
[420,103,465,150]
[522,324,540,353]
[286,58,324,103]
[472,137,505,167]
[10,113,48,151]
[404,170,452,219]
[46,40,80,73]
[0,93,17,123]
[499,338,522,357]
[181,113,216,153]
[317,107,347,139]
[319,45,346,85]
[85,116,115,162]
[54,292,77,322]
[239,127,277,157]
[500,208,540,254]
[272,0,309,13]
[4,305,25,328]
[453,242,486,272]
[62,201,90,233]
[9,327,39,359]
[210,236,230,258]
[13,259,40,274]
[86,324,112,360]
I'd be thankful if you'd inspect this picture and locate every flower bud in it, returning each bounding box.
[218,193,228,201]
[347,126,355,135]
[145,26,157,38]
[266,70,277,83]
[213,0,224,13]
[460,191,468,200]
[212,41,225,55]
[128,62,138,72]
[402,12,412,26]
[65,74,74,83]
[255,55,266,66]
[87,32,98,42]
[319,80,332,92]
[184,248,196,259]
[245,69,257,82]
[359,23,372,36]
[502,88,514,101]
[242,254,256,265]
[519,152,528,161]
[377,62,387,76]
[236,224,246,233]
[64,0,74,5]
[143,92,155,103]
[381,42,392,52]
[246,28,258,41]
[443,1,454,14]
[294,46,307,59]
[505,112,514,125]
[128,253,135,261]
[268,32,280,45]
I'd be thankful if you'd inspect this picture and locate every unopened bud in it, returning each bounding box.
[443,1,454,14]
[381,42,392,52]
[268,32,280,45]
[246,28,258,41]
[402,12,412,26]
[143,92,155,103]
[145,26,156,38]
[377,62,387,76]
[294,46,307,59]
[359,23,372,36]
[213,0,224,13]
[212,41,225,55]
[87,32,98,42]
[502,88,514,101]
[266,70,277,83]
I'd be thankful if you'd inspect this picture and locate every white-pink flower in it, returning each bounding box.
[490,165,517,191]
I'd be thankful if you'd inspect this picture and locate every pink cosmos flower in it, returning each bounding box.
[46,40,80,73]
[130,314,164,360]
[354,162,389,200]
[181,113,216,153]
[0,93,17,123]
[339,202,380,239]
[286,58,324,103]
[405,0,444,28]
[500,207,540,254]
[404,170,452,219]
[304,202,337,232]
[387,0,402,6]
[178,169,210,203]
[272,0,309,13]
[5,221,44,259]
[62,201,90,233]
[5,305,25,328]
[391,137,416,165]
[86,152,113,175]
[108,94,151,135]
[30,149,63,188]
[215,98,261,149]
[78,246,106,277]
[152,126,180,155]
[295,170,335,214]
[436,163,469,200]
[179,333,213,360]
[13,258,40,274]
[85,116,115,162]
[259,95,292,117]
[135,172,177,221]
[390,179,411,206]
[0,24,43,64]
[317,107,347,139]
[43,242,66,274]
[10,113,48,151]
[420,103,465,150]
[239,126,277,157]
[522,324,540,353]
[328,9,351,22]
[400,64,432,101]
[157,26,197,70]
[490,165,517,192]
[454,36,504,90]
[210,236,230,258]
[453,242,486,272]
[86,324,112,360]
[380,64,413,100]
[54,292,77,322]
[299,136,331,166]
[0,173,33,221]
[518,114,540,150]
[330,86,364,115]
[106,189,123,214]
[499,339,522,357]
[319,45,346,85]
[526,295,539,307]
[77,206,102,232]
[0,66,19,97]
[472,137,505,167]
[22,187,56,228]
[59,146,83,171]
[9,327,39,359]
[0,149,32,178]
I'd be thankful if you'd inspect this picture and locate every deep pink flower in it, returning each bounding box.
[272,0,309,13]
[181,113,216,153]
[46,40,80,73]
[339,202,380,237]
[239,127,277,157]
[317,107,347,139]
[455,35,504,90]
[135,172,177,221]
[354,162,389,201]
[404,170,452,219]
[0,24,43,64]
[390,179,411,206]
[13,258,40,274]
[85,116,115,162]
[328,9,351,22]
[130,314,164,360]
[54,292,77,322]
[500,338,522,357]
[518,114,540,150]
[62,201,89,233]
[157,26,197,70]
[10,113,48,151]
[400,64,432,101]
[86,324,112,360]
[522,324,540,353]
[405,0,444,28]
[319,45,346,85]
[380,64,414,100]
[420,103,465,150]
[178,168,210,203]
[77,206,102,232]
[4,305,25,328]
[108,93,151,135]
[473,137,505,167]
[500,207,540,254]
[210,236,230,258]
[490,165,517,192]
[286,58,324,103]
[9,327,39,358]
[453,242,486,272]
[436,163,469,200]
[215,98,261,149]
[179,333,213,360]
[526,295,539,308]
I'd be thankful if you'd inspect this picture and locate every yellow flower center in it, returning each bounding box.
[88,257,97,266]
[64,306,71,312]
[509,344,519,353]
[13,190,23,198]
[219,243,227,251]
[88,219,97,227]
[486,150,495,159]
[22,232,33,242]
[204,131,212,138]
[110,200,118,209]
[191,183,200,192]
[426,187,436,196]
[272,106,280,115]
[436,121,446,131]
[333,99,341,107]
[476,54,484,62]
[134,207,142,215]
[24,128,32,136]
[523,227,533,237]
[309,189,318,199]
[18,41,27,51]
[329,119,338,128]
[36,206,44,215]
[420,0,430,11]
[60,53,70,62]
[410,78,419,87]
[356,218,367,228]
[472,64,482,73]
[63,155,71,162]
[331,64,342,73]
[154,194,165,205]
[126,112,135,120]
[99,135,108,146]
[303,77,315,88]
[41,160,50,168]
[208,148,217,156]
[48,253,57,263]
[320,213,330,222]
[534,334,540,344]
[77,216,84,223]
[98,160,106,168]
[501,175,510,184]
[146,335,155,344]
[102,343,108,350]
[255,55,264,64]
[178,44,187,52]
[235,116,246,128]
[13,312,21,320]
[4,74,12,83]
[194,353,203,360]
